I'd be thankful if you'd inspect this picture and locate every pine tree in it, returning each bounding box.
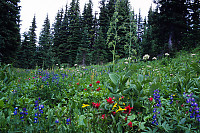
[154,0,189,52]
[17,32,30,68]
[28,15,37,68]
[68,0,81,66]
[52,9,64,64]
[0,0,21,64]
[59,4,70,65]
[38,15,53,68]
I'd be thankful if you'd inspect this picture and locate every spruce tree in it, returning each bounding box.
[38,15,53,68]
[28,15,37,68]
[0,0,21,64]
[52,9,64,64]
[68,0,81,66]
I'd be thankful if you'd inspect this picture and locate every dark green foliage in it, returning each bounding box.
[17,32,30,68]
[0,0,21,64]
[52,9,64,64]
[38,15,54,68]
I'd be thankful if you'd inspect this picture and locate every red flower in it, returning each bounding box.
[96,81,100,84]
[128,121,132,127]
[123,105,133,115]
[125,116,127,122]
[181,104,184,107]
[84,88,87,91]
[77,83,79,85]
[112,111,116,115]
[39,76,42,78]
[121,96,124,99]
[106,97,114,104]
[32,77,35,79]
[101,114,106,119]
[148,97,153,102]
[96,87,100,91]
[92,102,100,109]
[89,84,92,87]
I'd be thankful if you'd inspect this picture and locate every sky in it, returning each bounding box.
[19,0,156,40]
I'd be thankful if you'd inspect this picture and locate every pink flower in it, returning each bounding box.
[148,97,153,102]
[101,114,106,119]
[32,77,35,79]
[128,121,132,127]
[39,76,42,78]
[106,97,114,104]
[96,81,100,84]
[89,84,92,87]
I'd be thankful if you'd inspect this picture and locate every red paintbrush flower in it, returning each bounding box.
[106,97,114,104]
[123,105,133,115]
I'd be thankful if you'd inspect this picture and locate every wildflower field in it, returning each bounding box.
[0,50,200,132]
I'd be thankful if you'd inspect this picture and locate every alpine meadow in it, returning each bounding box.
[0,0,200,132]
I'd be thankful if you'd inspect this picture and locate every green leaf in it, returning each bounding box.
[0,100,4,108]
[78,115,86,126]
[109,73,120,85]
[179,118,186,125]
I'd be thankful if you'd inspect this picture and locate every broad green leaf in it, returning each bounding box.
[109,73,120,85]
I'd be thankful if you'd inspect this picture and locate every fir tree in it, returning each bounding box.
[28,15,37,68]
[38,15,53,68]
[0,0,21,64]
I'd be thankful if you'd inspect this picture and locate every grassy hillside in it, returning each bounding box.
[0,50,200,132]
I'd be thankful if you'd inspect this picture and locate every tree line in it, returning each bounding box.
[0,0,199,69]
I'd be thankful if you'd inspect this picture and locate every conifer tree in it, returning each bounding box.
[68,0,81,66]
[38,15,53,68]
[52,9,64,64]
[17,32,30,68]
[59,4,70,65]
[0,0,21,64]
[28,15,37,68]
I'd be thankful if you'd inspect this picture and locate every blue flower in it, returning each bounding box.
[55,119,59,123]
[66,118,70,125]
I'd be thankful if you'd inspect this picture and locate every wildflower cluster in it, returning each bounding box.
[170,94,174,104]
[152,89,161,125]
[185,93,200,122]
[34,98,44,123]
[20,108,28,121]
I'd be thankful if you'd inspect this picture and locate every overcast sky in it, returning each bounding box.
[19,0,156,40]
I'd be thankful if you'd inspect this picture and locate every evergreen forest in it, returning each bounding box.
[0,0,199,68]
[0,0,200,132]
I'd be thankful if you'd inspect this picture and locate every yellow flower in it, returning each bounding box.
[112,103,117,110]
[123,103,125,105]
[172,94,175,97]
[116,106,126,113]
[82,104,90,108]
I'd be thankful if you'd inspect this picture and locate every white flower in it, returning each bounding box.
[143,54,150,60]
[165,53,169,56]
[124,62,128,64]
[82,66,85,69]
[60,68,63,70]
[146,65,151,68]
[128,57,132,60]
[56,64,58,66]
[74,64,77,67]
[152,57,157,60]
[191,54,196,56]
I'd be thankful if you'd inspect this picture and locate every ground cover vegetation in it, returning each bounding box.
[0,0,200,132]
[0,49,200,132]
